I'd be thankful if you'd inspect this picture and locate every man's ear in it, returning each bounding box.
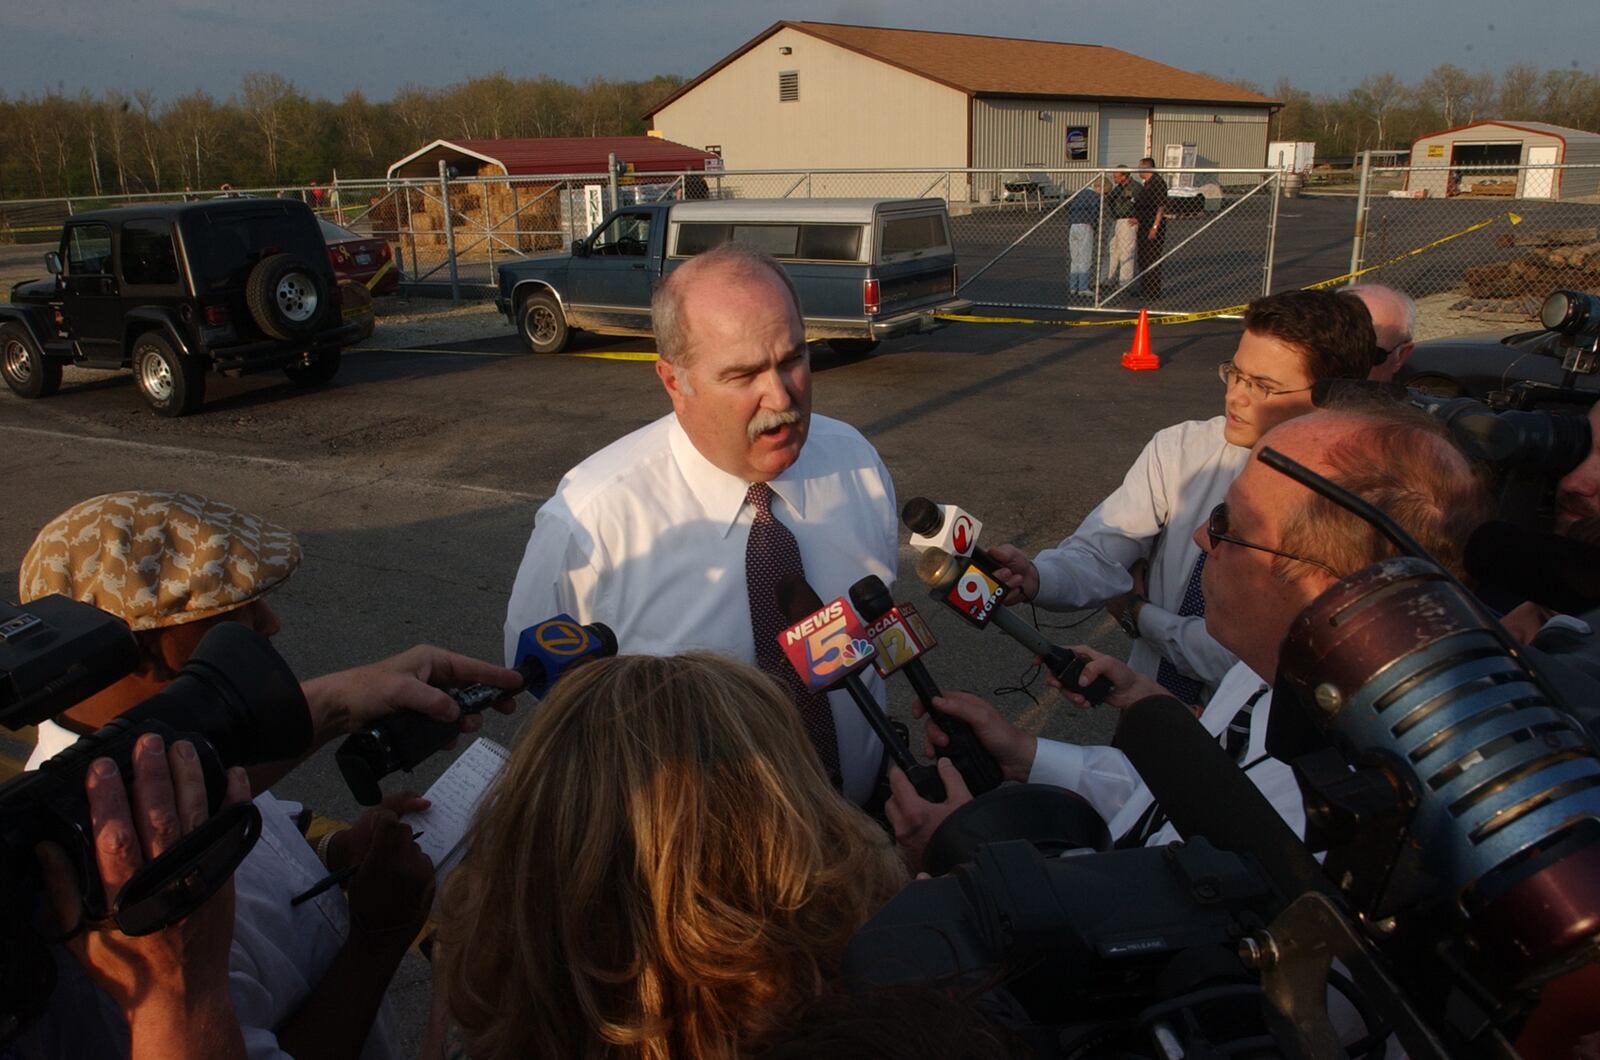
[656,357,690,408]
[1393,342,1416,372]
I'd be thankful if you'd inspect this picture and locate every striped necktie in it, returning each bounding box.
[744,482,842,784]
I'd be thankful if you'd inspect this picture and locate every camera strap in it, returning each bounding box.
[112,800,262,936]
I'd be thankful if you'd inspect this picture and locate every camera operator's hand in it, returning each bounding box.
[35,734,249,1060]
[885,759,972,872]
[1048,644,1169,710]
[301,645,523,751]
[323,790,431,873]
[914,691,1037,783]
[986,543,1040,606]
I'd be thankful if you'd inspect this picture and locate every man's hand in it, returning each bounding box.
[986,542,1041,606]
[301,645,523,751]
[1047,644,1167,710]
[885,760,972,873]
[36,734,249,1060]
[344,809,435,951]
[915,691,1037,783]
[324,790,430,873]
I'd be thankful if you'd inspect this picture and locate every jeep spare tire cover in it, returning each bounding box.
[246,253,327,340]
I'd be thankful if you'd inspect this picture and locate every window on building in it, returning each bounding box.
[778,70,799,103]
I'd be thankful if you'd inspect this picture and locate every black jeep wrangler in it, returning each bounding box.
[0,198,360,416]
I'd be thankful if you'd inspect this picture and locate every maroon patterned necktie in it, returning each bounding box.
[1155,552,1207,704]
[744,482,842,783]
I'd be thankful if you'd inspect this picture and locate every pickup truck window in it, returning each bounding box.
[590,212,652,256]
[67,224,113,276]
[122,220,180,286]
[880,214,951,259]
[674,223,862,263]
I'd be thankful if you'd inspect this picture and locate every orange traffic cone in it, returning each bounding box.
[1121,309,1160,371]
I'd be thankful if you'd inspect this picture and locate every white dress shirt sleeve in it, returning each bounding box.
[1032,432,1172,610]
[1136,602,1239,688]
[1027,736,1142,826]
[503,507,595,665]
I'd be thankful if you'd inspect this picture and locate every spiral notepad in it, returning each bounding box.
[402,737,509,881]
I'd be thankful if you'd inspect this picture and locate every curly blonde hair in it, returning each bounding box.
[437,652,905,1060]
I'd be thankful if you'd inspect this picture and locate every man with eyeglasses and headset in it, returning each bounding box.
[985,290,1376,708]
[888,403,1486,858]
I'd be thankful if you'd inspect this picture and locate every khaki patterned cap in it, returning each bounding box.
[18,491,300,630]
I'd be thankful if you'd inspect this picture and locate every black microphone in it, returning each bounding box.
[1111,694,1328,900]
[1464,520,1600,616]
[901,496,1004,575]
[915,548,1114,705]
[848,575,1004,795]
[777,574,945,801]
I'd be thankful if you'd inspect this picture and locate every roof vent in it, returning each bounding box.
[779,70,799,103]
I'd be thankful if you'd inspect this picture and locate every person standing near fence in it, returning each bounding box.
[1104,167,1138,291]
[1134,157,1168,298]
[1066,178,1102,295]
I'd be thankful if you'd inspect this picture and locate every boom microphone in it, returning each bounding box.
[335,615,617,804]
[849,575,1004,795]
[901,497,1002,574]
[1464,520,1600,615]
[778,575,944,800]
[916,548,1114,704]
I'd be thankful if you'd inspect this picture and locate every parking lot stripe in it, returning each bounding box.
[0,425,547,503]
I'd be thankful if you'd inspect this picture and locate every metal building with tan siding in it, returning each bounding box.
[1406,121,1600,200]
[646,22,1277,202]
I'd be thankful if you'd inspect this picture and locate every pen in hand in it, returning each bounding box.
[291,830,424,907]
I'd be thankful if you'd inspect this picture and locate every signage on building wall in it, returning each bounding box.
[1067,127,1089,161]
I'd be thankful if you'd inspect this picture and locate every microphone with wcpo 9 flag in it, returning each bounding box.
[335,614,617,805]
[777,574,946,801]
[849,574,1003,795]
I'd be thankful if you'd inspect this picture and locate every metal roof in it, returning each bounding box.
[1411,119,1600,145]
[386,136,720,179]
[645,21,1278,118]
[665,198,942,223]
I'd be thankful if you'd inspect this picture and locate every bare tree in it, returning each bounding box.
[134,89,163,189]
[240,72,295,180]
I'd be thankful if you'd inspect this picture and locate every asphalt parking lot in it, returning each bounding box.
[0,196,1355,1046]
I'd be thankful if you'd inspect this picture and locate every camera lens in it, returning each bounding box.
[1541,290,1599,335]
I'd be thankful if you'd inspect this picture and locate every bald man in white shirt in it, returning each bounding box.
[504,244,897,805]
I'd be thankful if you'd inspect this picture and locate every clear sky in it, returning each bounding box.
[5,0,1594,102]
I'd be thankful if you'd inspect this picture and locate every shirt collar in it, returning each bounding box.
[667,415,808,537]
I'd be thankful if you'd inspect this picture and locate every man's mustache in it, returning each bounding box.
[748,408,803,443]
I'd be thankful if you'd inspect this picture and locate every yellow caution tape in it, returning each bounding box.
[364,258,394,291]
[935,210,1524,328]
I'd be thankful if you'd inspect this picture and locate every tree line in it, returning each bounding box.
[1239,63,1600,160]
[1,61,1596,200]
[0,72,686,200]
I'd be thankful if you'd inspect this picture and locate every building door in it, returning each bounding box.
[1525,145,1558,199]
[1098,107,1148,167]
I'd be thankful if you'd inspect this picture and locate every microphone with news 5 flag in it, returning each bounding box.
[334,614,617,804]
[776,574,946,801]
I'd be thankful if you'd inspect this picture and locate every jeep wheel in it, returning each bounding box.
[246,253,328,341]
[826,338,880,356]
[133,333,205,416]
[284,347,342,386]
[519,292,569,354]
[1,322,61,399]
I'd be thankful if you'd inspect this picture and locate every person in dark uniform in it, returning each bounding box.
[1134,156,1168,298]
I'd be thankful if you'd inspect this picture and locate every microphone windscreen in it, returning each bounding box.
[914,547,960,591]
[849,575,895,621]
[1464,521,1600,615]
[901,496,942,535]
[1112,694,1326,901]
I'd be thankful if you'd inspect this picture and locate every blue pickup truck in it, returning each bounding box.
[494,198,970,355]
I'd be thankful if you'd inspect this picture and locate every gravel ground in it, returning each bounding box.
[361,296,512,349]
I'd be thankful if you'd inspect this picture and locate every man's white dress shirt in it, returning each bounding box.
[1027,661,1305,846]
[1031,416,1246,698]
[504,412,899,805]
[28,721,399,1060]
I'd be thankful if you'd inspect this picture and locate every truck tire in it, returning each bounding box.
[284,347,342,386]
[826,339,880,356]
[1,321,62,399]
[518,292,569,354]
[133,332,205,416]
[246,253,327,341]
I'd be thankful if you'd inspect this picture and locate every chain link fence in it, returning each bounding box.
[0,167,1286,317]
[1351,160,1600,338]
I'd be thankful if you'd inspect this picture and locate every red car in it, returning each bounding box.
[319,219,400,295]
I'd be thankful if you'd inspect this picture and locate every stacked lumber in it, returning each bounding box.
[1464,226,1600,301]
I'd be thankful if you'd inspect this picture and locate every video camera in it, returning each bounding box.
[843,452,1600,1059]
[0,595,311,1043]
